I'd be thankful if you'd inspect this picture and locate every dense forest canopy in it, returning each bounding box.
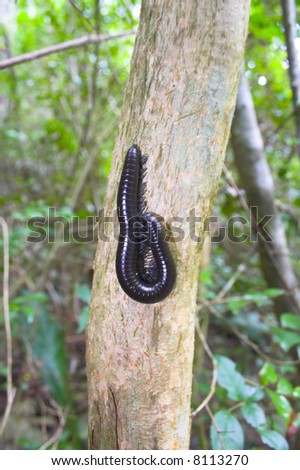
[0,0,300,450]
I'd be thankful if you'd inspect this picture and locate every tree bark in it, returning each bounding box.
[231,71,300,315]
[87,0,250,450]
[281,0,300,157]
[0,0,16,121]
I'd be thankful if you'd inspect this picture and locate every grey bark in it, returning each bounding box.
[0,0,16,121]
[0,32,135,70]
[231,72,300,315]
[281,0,300,156]
[87,0,250,450]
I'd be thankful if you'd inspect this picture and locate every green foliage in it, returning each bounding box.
[241,403,266,428]
[267,390,292,423]
[32,307,69,406]
[76,283,91,332]
[272,327,300,352]
[277,377,294,395]
[210,410,244,450]
[280,314,300,331]
[1,0,300,452]
[216,355,263,402]
[212,356,290,450]
[260,363,278,386]
[258,429,289,450]
[272,313,300,353]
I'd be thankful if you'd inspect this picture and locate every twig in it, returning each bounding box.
[0,31,136,70]
[35,120,116,291]
[199,299,300,366]
[215,263,246,300]
[66,0,102,179]
[228,402,246,413]
[192,320,218,417]
[39,399,66,450]
[229,322,300,366]
[245,378,260,387]
[223,164,299,310]
[0,217,17,437]
[265,111,295,147]
[68,0,98,32]
[206,404,226,450]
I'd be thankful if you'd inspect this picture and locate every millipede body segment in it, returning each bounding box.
[115,144,176,304]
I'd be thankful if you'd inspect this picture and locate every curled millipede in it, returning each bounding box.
[115,144,176,304]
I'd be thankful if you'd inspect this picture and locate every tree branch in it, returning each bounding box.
[0,30,136,70]
[281,0,300,156]
[192,320,217,418]
[0,217,17,437]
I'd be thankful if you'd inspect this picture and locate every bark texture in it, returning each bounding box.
[281,0,300,155]
[231,72,300,315]
[87,0,250,450]
[0,0,16,121]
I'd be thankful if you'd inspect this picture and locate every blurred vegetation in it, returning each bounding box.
[0,0,300,450]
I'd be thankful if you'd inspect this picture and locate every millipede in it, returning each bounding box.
[115,144,176,304]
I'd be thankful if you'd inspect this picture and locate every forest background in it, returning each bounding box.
[0,0,300,451]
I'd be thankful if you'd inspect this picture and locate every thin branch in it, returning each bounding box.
[0,31,136,70]
[228,402,246,413]
[68,0,98,32]
[265,110,295,147]
[39,399,66,450]
[63,18,102,181]
[192,320,218,418]
[223,164,299,310]
[206,404,226,450]
[35,120,116,291]
[215,262,246,300]
[204,294,282,306]
[0,217,17,437]
[199,299,300,367]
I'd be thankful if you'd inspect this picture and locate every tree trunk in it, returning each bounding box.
[87,0,250,450]
[0,0,16,121]
[231,71,300,315]
[281,0,300,156]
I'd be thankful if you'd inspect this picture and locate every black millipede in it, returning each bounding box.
[115,144,176,304]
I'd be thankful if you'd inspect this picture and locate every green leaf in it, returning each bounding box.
[227,299,248,314]
[280,314,300,331]
[263,288,285,298]
[292,386,300,398]
[241,403,266,428]
[258,429,289,450]
[5,129,27,141]
[10,291,48,323]
[199,268,213,286]
[76,284,91,304]
[32,307,69,406]
[210,410,244,450]
[216,356,246,401]
[244,292,264,301]
[259,363,278,385]
[276,378,293,395]
[244,384,264,402]
[12,292,48,304]
[272,327,300,352]
[267,390,292,423]
[77,306,89,333]
[244,292,268,305]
